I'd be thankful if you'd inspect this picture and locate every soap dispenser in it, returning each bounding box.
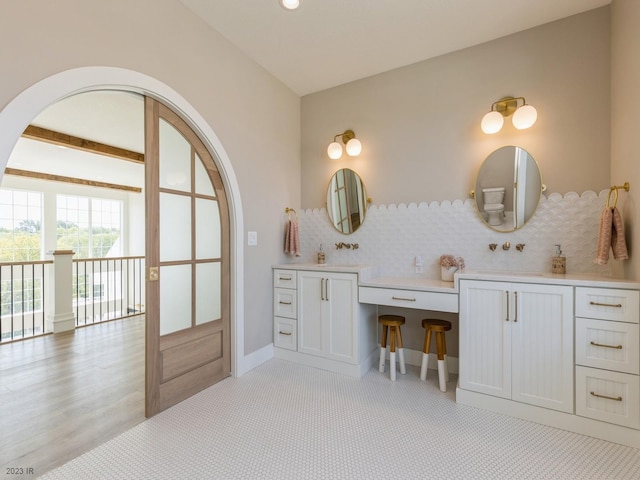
[552,244,566,274]
[317,244,325,264]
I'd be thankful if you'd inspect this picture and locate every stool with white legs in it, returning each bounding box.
[378,315,406,381]
[420,319,452,392]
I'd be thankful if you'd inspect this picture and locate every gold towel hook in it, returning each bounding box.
[285,207,297,219]
[607,182,630,209]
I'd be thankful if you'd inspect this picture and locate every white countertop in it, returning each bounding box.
[456,270,640,289]
[274,264,640,292]
[273,263,380,281]
[359,275,458,294]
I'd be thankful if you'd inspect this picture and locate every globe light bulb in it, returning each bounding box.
[481,110,504,134]
[327,142,343,159]
[512,104,538,130]
[345,138,362,156]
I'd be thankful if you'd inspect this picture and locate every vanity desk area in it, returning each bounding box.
[358,275,458,314]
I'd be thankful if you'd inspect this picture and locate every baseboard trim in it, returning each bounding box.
[456,386,640,449]
[274,348,374,378]
[237,343,274,376]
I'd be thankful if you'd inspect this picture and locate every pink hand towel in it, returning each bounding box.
[611,207,629,260]
[284,219,301,257]
[595,206,629,265]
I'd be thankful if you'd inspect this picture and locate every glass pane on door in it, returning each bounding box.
[160,264,192,335]
[195,153,216,197]
[196,262,221,325]
[195,198,220,259]
[159,119,191,192]
[159,192,191,262]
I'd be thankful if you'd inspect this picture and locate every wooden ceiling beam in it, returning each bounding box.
[21,125,144,164]
[4,168,142,193]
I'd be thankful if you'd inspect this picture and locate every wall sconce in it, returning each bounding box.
[327,129,362,159]
[481,96,538,134]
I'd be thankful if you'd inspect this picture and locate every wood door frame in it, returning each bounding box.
[0,67,246,377]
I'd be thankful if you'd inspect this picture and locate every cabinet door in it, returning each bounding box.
[298,272,325,357]
[459,280,512,399]
[511,283,573,413]
[326,273,358,363]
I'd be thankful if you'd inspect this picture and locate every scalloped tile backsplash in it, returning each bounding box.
[290,190,618,278]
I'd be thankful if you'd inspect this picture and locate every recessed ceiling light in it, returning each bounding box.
[279,0,300,11]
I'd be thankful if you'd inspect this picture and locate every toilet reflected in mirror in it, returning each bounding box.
[482,187,506,226]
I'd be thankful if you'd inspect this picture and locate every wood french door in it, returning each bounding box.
[144,97,230,417]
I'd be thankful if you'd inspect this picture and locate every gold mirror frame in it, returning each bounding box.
[326,168,368,234]
[471,146,545,233]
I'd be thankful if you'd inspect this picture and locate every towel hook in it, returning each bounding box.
[285,207,297,220]
[607,188,619,209]
[607,182,630,209]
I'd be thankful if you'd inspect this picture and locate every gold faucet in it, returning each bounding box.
[502,241,511,250]
[335,242,359,250]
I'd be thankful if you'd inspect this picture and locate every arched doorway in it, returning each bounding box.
[0,67,245,396]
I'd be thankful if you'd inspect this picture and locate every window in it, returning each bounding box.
[0,188,43,262]
[57,195,123,258]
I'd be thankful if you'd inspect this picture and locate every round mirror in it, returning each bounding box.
[473,146,544,232]
[326,168,368,234]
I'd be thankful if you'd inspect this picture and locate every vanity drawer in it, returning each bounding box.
[274,317,297,351]
[575,287,639,323]
[274,269,297,289]
[359,286,458,313]
[575,366,640,429]
[274,288,297,318]
[576,318,639,374]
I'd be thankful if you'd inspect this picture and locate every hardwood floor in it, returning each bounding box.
[0,315,146,479]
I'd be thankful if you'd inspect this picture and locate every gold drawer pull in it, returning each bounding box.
[278,331,292,336]
[392,296,416,302]
[278,275,292,281]
[590,391,623,402]
[590,341,623,349]
[279,301,292,305]
[590,301,622,308]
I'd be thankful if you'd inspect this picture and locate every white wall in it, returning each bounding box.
[0,0,300,357]
[301,7,610,208]
[611,0,640,281]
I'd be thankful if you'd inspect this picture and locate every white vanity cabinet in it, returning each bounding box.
[273,267,377,377]
[298,271,359,362]
[459,279,574,413]
[574,287,640,428]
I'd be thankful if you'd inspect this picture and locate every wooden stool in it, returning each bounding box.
[378,315,406,381]
[420,319,452,392]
